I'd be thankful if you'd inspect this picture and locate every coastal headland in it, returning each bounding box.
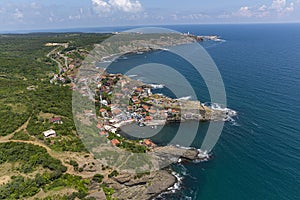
[71,32,235,199]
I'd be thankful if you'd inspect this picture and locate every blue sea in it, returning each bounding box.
[23,24,300,199]
[104,23,300,200]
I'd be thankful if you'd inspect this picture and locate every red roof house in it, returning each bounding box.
[111,139,120,146]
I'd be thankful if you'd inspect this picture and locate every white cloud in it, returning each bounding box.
[258,5,267,11]
[92,0,111,13]
[109,0,142,12]
[270,0,286,11]
[284,2,294,12]
[236,6,253,17]
[235,0,296,18]
[13,8,23,20]
[92,0,142,14]
[270,0,295,15]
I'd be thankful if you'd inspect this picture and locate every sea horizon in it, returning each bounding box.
[1,22,300,34]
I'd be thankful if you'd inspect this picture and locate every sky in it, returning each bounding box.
[0,0,300,31]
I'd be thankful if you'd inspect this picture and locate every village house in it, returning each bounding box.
[97,123,103,129]
[111,139,120,146]
[142,139,156,148]
[49,117,63,124]
[112,109,122,116]
[142,105,149,111]
[99,131,108,137]
[148,109,157,114]
[134,87,143,93]
[43,129,56,138]
[99,108,108,118]
[145,116,152,121]
[131,96,138,102]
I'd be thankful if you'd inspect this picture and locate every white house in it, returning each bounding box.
[43,129,56,138]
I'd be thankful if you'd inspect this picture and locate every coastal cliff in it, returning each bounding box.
[105,170,176,200]
[87,146,206,200]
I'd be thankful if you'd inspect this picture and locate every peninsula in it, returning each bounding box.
[0,32,233,200]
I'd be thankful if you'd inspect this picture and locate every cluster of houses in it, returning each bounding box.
[42,117,63,138]
[50,74,67,84]
[70,68,210,148]
[95,73,187,124]
[49,44,87,85]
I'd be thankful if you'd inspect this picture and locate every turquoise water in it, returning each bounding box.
[106,24,300,200]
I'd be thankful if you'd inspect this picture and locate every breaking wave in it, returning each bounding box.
[177,96,192,100]
[127,74,138,78]
[203,102,237,116]
[150,84,165,89]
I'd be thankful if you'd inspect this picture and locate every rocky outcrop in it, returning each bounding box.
[87,190,107,200]
[105,170,176,200]
[150,145,203,169]
[98,146,209,200]
[106,146,205,199]
[152,146,199,160]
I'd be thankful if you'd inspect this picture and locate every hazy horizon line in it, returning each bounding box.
[1,21,300,34]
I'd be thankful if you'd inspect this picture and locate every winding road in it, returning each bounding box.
[46,44,69,74]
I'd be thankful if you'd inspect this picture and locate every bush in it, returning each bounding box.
[108,170,119,178]
[92,174,104,183]
[69,160,79,171]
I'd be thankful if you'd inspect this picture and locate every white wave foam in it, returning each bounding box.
[197,149,211,160]
[99,60,112,63]
[173,145,212,162]
[177,96,192,100]
[168,171,183,191]
[215,39,226,42]
[203,102,237,116]
[150,84,164,89]
[223,115,234,122]
[128,74,138,78]
[231,121,240,126]
[223,115,241,126]
[174,144,194,150]
[155,169,193,200]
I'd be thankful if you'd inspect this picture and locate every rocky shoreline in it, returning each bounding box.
[86,145,207,200]
[95,146,208,200]
[74,32,233,200]
[105,169,176,200]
